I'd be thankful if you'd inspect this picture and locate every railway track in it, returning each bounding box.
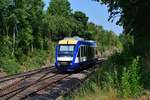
[0,66,54,83]
[0,58,105,100]
[0,66,69,100]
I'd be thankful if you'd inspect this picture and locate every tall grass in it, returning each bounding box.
[0,45,54,75]
[0,46,21,75]
[19,50,51,72]
[64,54,143,99]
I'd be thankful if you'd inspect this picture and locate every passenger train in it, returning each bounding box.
[55,37,97,72]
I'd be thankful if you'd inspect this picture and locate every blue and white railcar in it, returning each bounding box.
[55,37,97,72]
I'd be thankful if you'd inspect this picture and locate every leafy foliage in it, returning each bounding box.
[121,57,141,97]
[47,0,71,16]
[64,34,143,99]
[0,0,48,74]
[0,45,20,75]
[46,1,90,40]
[0,0,122,77]
[87,23,122,56]
[95,0,150,89]
[20,50,50,71]
[65,54,142,99]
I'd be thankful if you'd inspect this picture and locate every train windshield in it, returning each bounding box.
[58,45,75,57]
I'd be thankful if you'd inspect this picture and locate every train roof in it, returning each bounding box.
[59,38,78,44]
[58,37,96,46]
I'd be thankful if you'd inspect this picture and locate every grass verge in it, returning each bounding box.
[63,51,150,100]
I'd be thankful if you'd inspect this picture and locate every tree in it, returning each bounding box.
[96,0,150,87]
[46,15,83,40]
[46,0,87,40]
[98,0,150,56]
[72,11,89,38]
[47,0,71,16]
[25,0,45,50]
[87,22,122,56]
[0,0,46,55]
[73,11,88,26]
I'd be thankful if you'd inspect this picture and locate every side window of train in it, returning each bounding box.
[92,47,94,57]
[85,46,86,57]
[80,46,82,57]
[90,47,92,57]
[83,46,85,57]
[82,46,84,57]
[81,46,84,57]
[77,47,80,57]
[89,47,90,58]
[84,46,86,57]
[87,46,89,58]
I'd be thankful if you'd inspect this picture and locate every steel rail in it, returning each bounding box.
[0,68,57,98]
[0,66,54,83]
[0,67,55,92]
[10,74,70,100]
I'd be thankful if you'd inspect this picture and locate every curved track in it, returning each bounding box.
[0,66,54,83]
[0,66,71,100]
[0,58,104,100]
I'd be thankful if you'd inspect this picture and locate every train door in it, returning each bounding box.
[78,46,84,62]
[77,47,81,63]
[77,46,85,63]
[83,46,86,62]
[80,47,82,62]
[80,46,84,62]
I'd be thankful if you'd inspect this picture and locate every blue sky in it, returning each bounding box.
[44,0,123,35]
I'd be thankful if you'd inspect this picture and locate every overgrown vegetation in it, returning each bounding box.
[64,52,146,100]
[64,33,150,99]
[1,0,149,99]
[98,0,150,89]
[0,0,120,75]
[63,0,150,99]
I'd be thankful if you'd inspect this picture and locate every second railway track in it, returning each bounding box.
[0,66,70,100]
[0,66,55,83]
[0,58,105,100]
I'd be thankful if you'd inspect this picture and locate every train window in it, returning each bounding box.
[91,47,92,56]
[92,47,94,58]
[84,46,85,57]
[83,46,85,57]
[89,47,91,58]
[77,47,80,57]
[82,46,84,57]
[85,46,87,57]
[86,46,87,58]
[86,46,88,57]
[87,46,89,59]
[59,45,75,52]
[79,47,81,57]
[85,46,87,56]
[81,46,82,57]
[59,45,75,57]
[81,46,84,57]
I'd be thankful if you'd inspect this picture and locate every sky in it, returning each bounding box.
[44,0,123,35]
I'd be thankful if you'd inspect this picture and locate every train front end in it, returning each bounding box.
[55,38,78,72]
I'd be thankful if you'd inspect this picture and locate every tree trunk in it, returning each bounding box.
[12,26,16,55]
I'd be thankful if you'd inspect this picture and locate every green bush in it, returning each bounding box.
[121,67,131,97]
[104,56,142,98]
[0,43,52,74]
[105,69,119,89]
[121,57,141,97]
[1,58,21,75]
[0,46,21,75]
[20,50,49,71]
[64,34,144,99]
